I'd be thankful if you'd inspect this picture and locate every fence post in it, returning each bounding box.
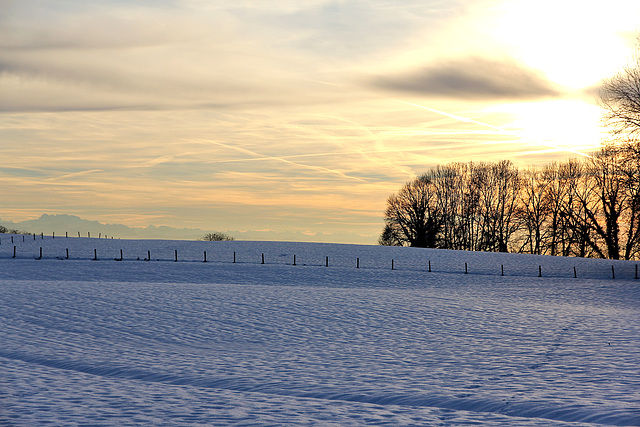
[501,264,504,276]
[174,250,178,262]
[66,248,69,259]
[13,246,16,258]
[325,256,329,267]
[392,259,394,270]
[147,250,151,261]
[574,266,577,278]
[538,265,542,277]
[203,251,207,262]
[119,249,123,261]
[293,254,296,266]
[66,231,68,238]
[233,252,236,263]
[261,253,265,264]
[611,265,615,280]
[357,257,359,269]
[428,260,431,272]
[465,262,468,274]
[93,249,98,261]
[53,232,55,239]
[88,232,90,238]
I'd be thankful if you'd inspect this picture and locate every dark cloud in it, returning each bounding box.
[373,56,564,100]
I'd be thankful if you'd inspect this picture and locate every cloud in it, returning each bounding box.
[372,56,564,100]
[0,0,479,112]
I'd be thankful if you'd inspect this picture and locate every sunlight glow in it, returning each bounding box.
[400,100,593,158]
[491,0,637,88]
[492,100,606,155]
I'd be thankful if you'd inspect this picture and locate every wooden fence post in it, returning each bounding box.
[357,257,359,269]
[175,250,178,262]
[428,260,431,272]
[392,259,394,270]
[611,265,615,280]
[293,254,296,266]
[93,249,97,261]
[66,248,69,259]
[325,256,329,267]
[574,266,577,278]
[261,253,265,264]
[538,265,542,277]
[465,262,468,274]
[501,264,504,276]
[203,251,207,262]
[13,246,16,258]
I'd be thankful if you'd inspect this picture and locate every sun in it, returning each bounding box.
[490,0,637,89]
[487,100,607,157]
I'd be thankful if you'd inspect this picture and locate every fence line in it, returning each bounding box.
[3,245,639,281]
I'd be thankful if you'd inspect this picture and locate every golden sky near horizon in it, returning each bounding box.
[1,0,639,243]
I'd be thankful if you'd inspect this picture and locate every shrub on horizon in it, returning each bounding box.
[201,232,234,241]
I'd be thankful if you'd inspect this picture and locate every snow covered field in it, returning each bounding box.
[1,234,639,426]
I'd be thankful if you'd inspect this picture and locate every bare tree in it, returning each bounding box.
[381,175,443,247]
[620,140,640,259]
[491,160,521,252]
[542,161,572,256]
[472,161,521,252]
[600,47,640,138]
[598,37,640,259]
[429,164,463,249]
[378,224,403,246]
[517,167,551,254]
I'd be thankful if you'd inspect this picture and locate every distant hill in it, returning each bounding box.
[0,214,206,240]
[0,214,375,244]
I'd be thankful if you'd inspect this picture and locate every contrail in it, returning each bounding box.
[193,139,368,183]
[395,100,592,158]
[204,144,478,165]
[45,169,104,181]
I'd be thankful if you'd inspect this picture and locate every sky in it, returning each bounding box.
[1,0,639,244]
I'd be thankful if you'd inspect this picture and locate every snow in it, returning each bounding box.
[1,234,639,426]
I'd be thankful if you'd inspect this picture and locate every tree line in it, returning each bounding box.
[380,41,640,260]
[380,144,640,260]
